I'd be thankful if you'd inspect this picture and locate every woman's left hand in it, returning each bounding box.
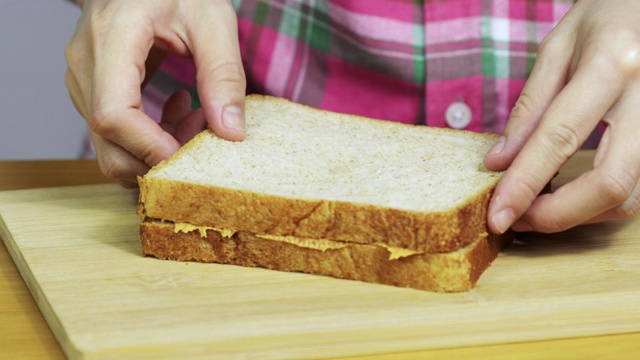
[483,0,640,234]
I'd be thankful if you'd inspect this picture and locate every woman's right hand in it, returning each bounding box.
[65,0,246,187]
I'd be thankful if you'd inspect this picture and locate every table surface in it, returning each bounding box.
[1,155,639,359]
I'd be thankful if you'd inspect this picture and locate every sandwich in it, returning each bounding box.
[137,95,511,292]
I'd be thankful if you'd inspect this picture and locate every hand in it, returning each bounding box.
[65,0,246,187]
[483,0,640,234]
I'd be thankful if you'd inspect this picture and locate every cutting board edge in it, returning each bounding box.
[0,210,81,360]
[54,320,640,360]
[3,183,640,359]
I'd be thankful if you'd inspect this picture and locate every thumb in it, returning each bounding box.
[185,3,246,141]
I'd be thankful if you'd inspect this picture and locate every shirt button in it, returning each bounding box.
[445,101,472,129]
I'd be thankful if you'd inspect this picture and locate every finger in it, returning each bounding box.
[91,132,150,184]
[488,51,624,234]
[116,179,140,189]
[159,90,193,134]
[159,90,207,145]
[513,141,640,232]
[90,8,181,166]
[484,13,578,171]
[183,3,246,141]
[581,178,640,225]
[174,108,207,146]
[511,167,637,232]
[514,87,640,231]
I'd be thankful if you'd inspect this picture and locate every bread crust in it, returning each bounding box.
[139,219,510,293]
[139,177,495,254]
[138,95,503,253]
[137,95,508,291]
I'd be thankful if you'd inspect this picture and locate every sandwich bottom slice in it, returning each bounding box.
[140,219,511,292]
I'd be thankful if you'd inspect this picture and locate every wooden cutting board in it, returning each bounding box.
[1,184,639,360]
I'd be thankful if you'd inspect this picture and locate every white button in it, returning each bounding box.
[445,102,472,129]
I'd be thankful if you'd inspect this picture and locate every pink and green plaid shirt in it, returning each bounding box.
[145,0,575,134]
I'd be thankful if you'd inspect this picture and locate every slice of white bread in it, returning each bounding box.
[138,95,505,254]
[140,220,507,292]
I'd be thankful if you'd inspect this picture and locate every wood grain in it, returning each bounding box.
[1,154,640,358]
[1,155,640,359]
[0,241,65,359]
[0,159,111,360]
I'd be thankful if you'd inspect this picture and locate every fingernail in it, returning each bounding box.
[491,208,516,234]
[486,136,506,156]
[222,105,245,133]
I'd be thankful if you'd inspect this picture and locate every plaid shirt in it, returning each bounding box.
[146,0,574,134]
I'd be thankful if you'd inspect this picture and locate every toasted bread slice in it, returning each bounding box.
[140,219,509,292]
[138,95,503,253]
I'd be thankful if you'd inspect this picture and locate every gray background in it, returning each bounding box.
[0,0,86,159]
